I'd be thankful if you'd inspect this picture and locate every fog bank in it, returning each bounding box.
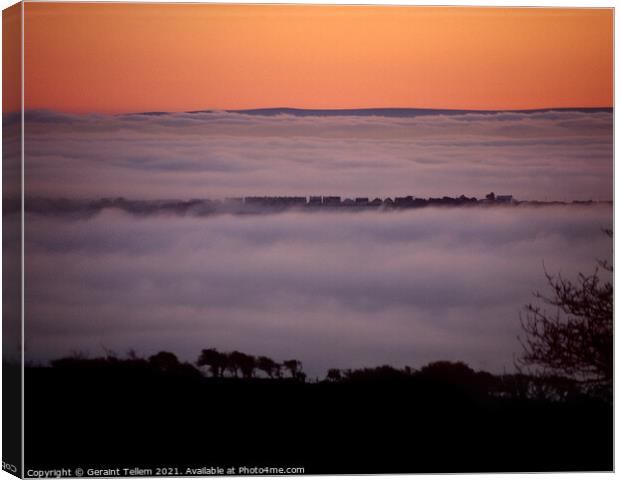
[23,109,612,201]
[24,205,612,376]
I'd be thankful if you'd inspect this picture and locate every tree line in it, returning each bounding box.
[46,347,612,403]
[197,348,305,381]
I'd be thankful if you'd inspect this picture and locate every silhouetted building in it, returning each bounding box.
[323,196,341,206]
[394,196,414,207]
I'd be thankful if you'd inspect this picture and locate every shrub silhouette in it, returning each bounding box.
[283,359,304,380]
[44,346,613,408]
[45,344,610,404]
[149,351,180,371]
[149,351,202,377]
[228,350,257,378]
[197,348,228,377]
[326,368,342,382]
[257,356,279,378]
[518,237,612,396]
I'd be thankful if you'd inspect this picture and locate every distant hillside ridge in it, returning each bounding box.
[188,107,613,117]
[119,107,616,117]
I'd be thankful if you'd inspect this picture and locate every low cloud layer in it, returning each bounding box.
[23,109,612,201]
[24,206,612,376]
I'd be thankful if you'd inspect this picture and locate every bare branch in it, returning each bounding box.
[517,231,612,395]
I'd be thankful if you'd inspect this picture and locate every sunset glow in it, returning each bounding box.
[23,4,613,113]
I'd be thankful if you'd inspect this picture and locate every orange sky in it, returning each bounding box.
[20,3,613,113]
[3,2,21,113]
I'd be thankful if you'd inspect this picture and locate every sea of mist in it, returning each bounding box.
[19,108,613,201]
[23,205,612,377]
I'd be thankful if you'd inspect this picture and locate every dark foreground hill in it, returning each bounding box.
[23,355,612,475]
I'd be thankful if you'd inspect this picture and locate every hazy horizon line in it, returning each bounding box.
[9,105,614,117]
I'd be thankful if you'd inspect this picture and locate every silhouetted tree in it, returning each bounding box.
[150,351,202,378]
[149,351,181,372]
[283,359,303,380]
[518,235,612,394]
[257,356,278,378]
[416,361,495,398]
[197,348,228,377]
[326,368,342,382]
[229,351,256,378]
